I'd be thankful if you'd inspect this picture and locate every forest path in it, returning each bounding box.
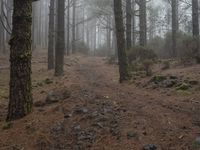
[0,55,200,150]
[58,56,200,150]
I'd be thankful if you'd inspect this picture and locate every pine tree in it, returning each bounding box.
[7,0,33,121]
[114,0,130,83]
[55,0,65,76]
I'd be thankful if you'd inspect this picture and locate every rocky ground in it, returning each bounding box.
[0,51,200,150]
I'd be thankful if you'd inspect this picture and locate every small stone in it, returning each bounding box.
[96,122,104,128]
[169,75,178,80]
[176,83,190,91]
[45,91,59,104]
[64,113,72,118]
[127,131,138,139]
[189,80,199,85]
[195,136,200,145]
[142,131,147,135]
[105,96,109,99]
[74,125,81,131]
[74,108,89,114]
[44,78,53,84]
[163,80,177,88]
[34,101,45,107]
[40,90,46,94]
[142,144,157,150]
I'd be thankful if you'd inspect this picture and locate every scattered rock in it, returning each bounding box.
[36,137,51,150]
[45,91,59,104]
[74,125,81,131]
[74,107,89,114]
[169,75,178,80]
[45,89,71,104]
[93,122,104,128]
[150,75,167,84]
[49,92,122,149]
[142,131,147,135]
[195,136,200,145]
[37,82,43,87]
[40,90,46,94]
[51,122,65,136]
[176,83,190,91]
[77,130,96,141]
[11,145,24,150]
[163,80,177,88]
[189,80,199,85]
[44,78,53,84]
[64,113,72,118]
[149,75,179,89]
[142,144,157,150]
[127,131,138,139]
[34,101,45,107]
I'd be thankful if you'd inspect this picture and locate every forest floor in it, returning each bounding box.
[0,51,200,150]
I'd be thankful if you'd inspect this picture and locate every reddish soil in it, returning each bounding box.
[0,51,200,150]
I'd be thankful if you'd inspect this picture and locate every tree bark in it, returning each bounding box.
[126,0,132,49]
[55,0,65,76]
[66,0,70,55]
[192,0,199,55]
[0,1,6,54]
[132,0,135,46]
[72,0,76,54]
[48,0,55,70]
[114,0,130,83]
[7,0,33,121]
[6,0,13,43]
[139,0,147,46]
[172,0,178,57]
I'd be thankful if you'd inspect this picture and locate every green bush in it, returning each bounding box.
[163,31,198,59]
[127,46,157,64]
[147,36,165,57]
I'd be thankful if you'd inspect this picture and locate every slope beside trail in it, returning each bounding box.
[0,54,200,150]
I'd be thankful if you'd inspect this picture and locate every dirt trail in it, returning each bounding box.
[72,57,200,150]
[0,55,200,150]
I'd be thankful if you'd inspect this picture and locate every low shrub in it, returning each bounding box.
[127,46,157,64]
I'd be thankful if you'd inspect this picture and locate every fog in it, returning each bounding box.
[0,0,200,149]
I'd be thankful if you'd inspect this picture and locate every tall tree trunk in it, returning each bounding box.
[0,1,3,53]
[66,0,70,55]
[0,1,6,54]
[55,0,65,76]
[172,0,178,57]
[107,16,111,56]
[48,0,55,70]
[132,0,135,46]
[6,0,13,43]
[82,7,85,43]
[126,0,132,49]
[114,0,130,83]
[139,0,147,47]
[32,2,37,51]
[72,0,76,54]
[7,0,33,121]
[192,0,199,56]
[93,19,96,52]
